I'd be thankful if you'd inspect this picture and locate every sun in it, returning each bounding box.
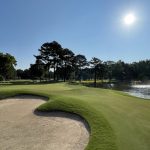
[124,13,136,25]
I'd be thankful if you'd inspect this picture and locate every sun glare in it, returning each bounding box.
[124,13,136,25]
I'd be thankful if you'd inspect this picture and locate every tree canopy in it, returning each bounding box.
[0,52,17,80]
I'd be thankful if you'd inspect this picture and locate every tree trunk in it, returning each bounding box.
[94,67,96,87]
[54,67,56,81]
[64,62,66,82]
[48,69,50,81]
[47,65,50,81]
[56,63,58,81]
[79,68,82,83]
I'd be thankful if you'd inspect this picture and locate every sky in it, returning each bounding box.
[0,0,150,69]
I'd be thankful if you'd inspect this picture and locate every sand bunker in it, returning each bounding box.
[0,95,89,150]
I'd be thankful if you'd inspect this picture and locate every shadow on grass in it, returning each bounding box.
[0,80,64,86]
[67,80,131,91]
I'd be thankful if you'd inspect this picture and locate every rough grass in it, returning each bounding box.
[0,82,150,150]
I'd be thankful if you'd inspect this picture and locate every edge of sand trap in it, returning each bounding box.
[0,95,89,150]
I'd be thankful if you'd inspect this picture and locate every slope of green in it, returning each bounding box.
[0,83,150,150]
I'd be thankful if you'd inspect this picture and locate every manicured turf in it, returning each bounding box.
[0,83,150,150]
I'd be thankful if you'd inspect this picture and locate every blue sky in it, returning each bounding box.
[0,0,150,69]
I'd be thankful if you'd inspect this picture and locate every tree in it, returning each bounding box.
[0,52,17,80]
[105,61,115,82]
[90,57,102,87]
[30,59,45,81]
[97,62,107,82]
[111,60,125,81]
[61,48,75,82]
[74,54,87,82]
[21,69,31,79]
[36,41,62,81]
[17,69,24,79]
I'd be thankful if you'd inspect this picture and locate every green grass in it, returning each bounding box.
[0,82,150,150]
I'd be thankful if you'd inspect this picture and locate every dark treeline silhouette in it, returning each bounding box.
[0,52,17,80]
[1,41,150,86]
[27,41,150,86]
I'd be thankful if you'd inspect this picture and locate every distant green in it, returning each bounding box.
[0,82,150,150]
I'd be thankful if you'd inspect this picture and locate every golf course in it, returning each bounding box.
[0,82,150,150]
[1,0,150,149]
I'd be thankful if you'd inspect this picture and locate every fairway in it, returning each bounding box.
[0,83,150,150]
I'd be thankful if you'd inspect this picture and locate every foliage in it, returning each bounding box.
[73,54,87,81]
[0,75,4,81]
[35,41,63,81]
[17,69,31,79]
[90,57,102,87]
[0,52,17,80]
[34,41,87,82]
[30,59,45,81]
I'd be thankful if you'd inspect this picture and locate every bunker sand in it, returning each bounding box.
[0,95,89,150]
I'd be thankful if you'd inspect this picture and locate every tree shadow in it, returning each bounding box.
[0,80,63,86]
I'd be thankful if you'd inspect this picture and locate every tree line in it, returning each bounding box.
[1,41,150,86]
